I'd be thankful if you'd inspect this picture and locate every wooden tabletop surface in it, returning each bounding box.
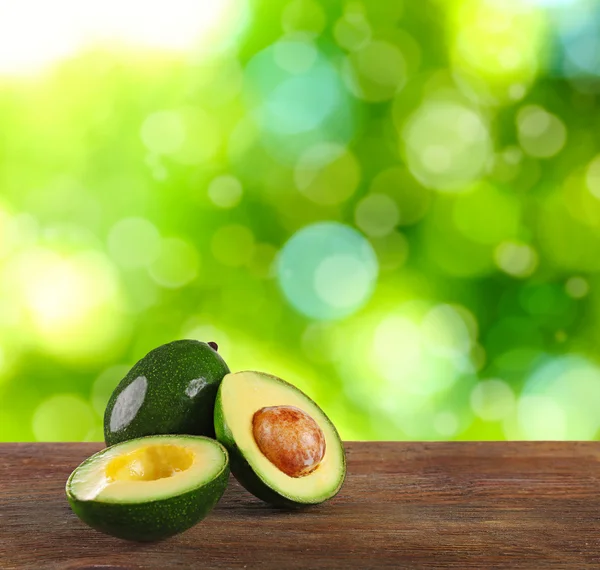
[1,441,600,569]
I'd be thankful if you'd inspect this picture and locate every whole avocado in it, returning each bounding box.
[104,340,229,446]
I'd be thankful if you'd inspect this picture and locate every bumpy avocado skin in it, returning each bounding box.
[213,377,346,509]
[66,439,230,541]
[104,340,229,446]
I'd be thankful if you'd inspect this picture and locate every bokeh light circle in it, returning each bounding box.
[585,155,600,199]
[420,304,473,360]
[294,143,360,205]
[516,395,567,440]
[403,100,492,192]
[314,255,373,310]
[354,194,399,237]
[273,37,318,74]
[107,217,161,269]
[343,40,407,102]
[494,241,538,278]
[434,411,459,437]
[170,107,222,165]
[141,108,221,165]
[277,222,378,320]
[565,276,589,298]
[334,13,371,52]
[141,110,184,154]
[207,175,243,209]
[516,105,567,159]
[250,52,339,136]
[32,394,96,441]
[281,0,326,37]
[10,248,125,360]
[368,302,477,397]
[148,238,199,288]
[515,355,600,440]
[470,379,515,421]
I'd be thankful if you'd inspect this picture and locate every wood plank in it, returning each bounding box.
[1,442,600,569]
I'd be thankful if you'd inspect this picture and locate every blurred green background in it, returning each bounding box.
[1,0,599,442]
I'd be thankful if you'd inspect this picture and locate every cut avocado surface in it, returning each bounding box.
[66,435,229,541]
[214,371,346,508]
[104,339,229,446]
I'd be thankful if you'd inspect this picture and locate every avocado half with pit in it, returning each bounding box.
[214,371,346,508]
[104,339,229,446]
[66,435,229,541]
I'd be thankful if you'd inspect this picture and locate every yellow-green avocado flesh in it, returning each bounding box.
[214,371,346,508]
[66,435,229,541]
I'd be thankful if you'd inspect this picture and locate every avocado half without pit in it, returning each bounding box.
[66,435,229,541]
[214,371,346,508]
[104,339,229,446]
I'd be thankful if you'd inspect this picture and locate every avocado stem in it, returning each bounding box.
[208,341,218,351]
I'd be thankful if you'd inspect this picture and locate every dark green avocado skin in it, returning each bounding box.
[213,378,346,509]
[66,437,230,541]
[104,340,229,446]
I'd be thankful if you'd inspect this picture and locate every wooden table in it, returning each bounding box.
[1,442,600,568]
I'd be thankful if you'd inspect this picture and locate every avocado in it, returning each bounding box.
[104,340,229,446]
[65,435,229,541]
[214,371,346,508]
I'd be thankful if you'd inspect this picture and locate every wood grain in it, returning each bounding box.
[1,442,600,569]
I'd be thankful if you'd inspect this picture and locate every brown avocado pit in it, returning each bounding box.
[252,405,326,478]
